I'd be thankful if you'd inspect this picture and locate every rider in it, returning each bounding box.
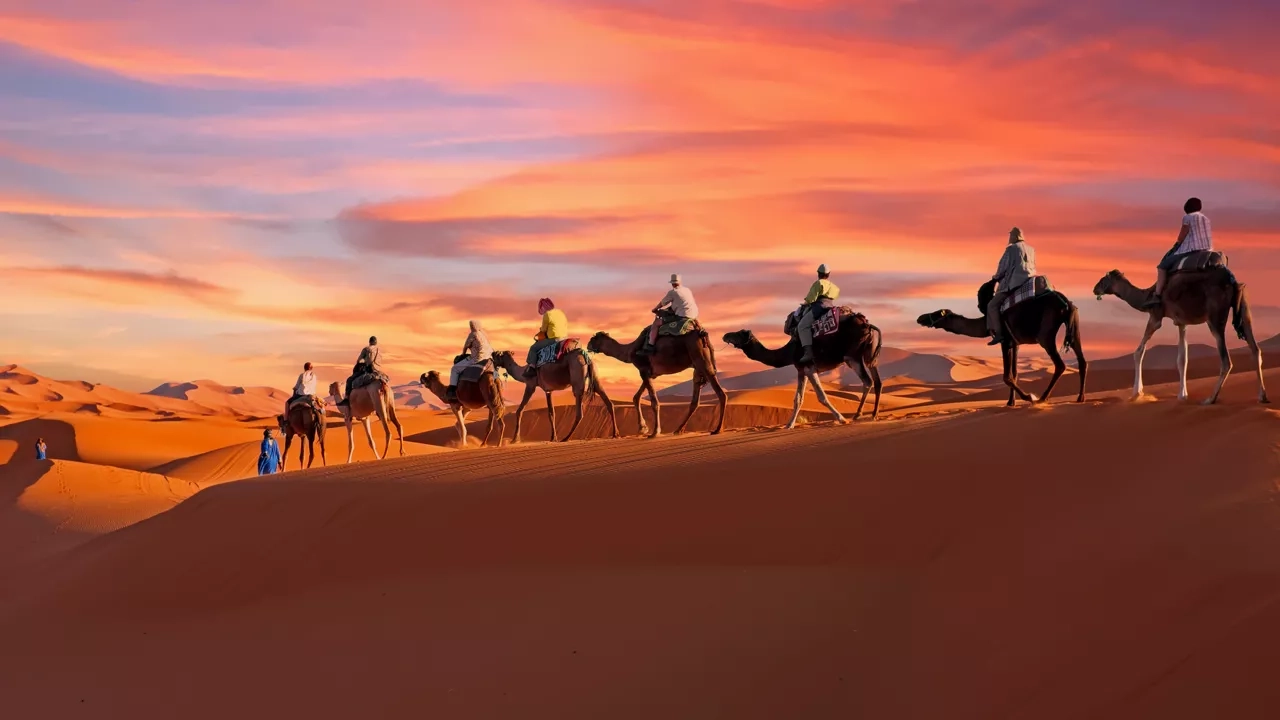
[638,273,699,355]
[525,298,568,379]
[987,227,1036,345]
[285,362,319,415]
[1143,197,1213,309]
[447,320,493,401]
[339,336,381,406]
[797,263,839,364]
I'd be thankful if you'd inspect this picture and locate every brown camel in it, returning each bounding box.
[1092,268,1267,404]
[917,281,1087,406]
[587,323,727,437]
[491,348,618,443]
[326,379,404,463]
[722,310,883,428]
[275,400,327,470]
[419,367,505,447]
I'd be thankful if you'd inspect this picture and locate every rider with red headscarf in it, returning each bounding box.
[525,298,568,378]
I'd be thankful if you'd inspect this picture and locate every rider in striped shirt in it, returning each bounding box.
[1145,197,1213,309]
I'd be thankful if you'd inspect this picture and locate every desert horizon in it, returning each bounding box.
[5,0,1280,716]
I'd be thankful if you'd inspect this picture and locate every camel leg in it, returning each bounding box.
[1003,344,1036,405]
[481,408,497,447]
[631,385,649,437]
[318,421,327,467]
[545,391,558,442]
[345,419,355,464]
[305,432,315,469]
[374,404,391,458]
[1244,322,1269,404]
[674,376,705,435]
[643,377,661,438]
[361,416,380,459]
[811,370,848,424]
[868,363,883,419]
[511,383,536,444]
[1203,323,1233,405]
[1071,329,1088,404]
[453,408,469,447]
[1132,315,1161,399]
[1176,325,1189,401]
[592,378,620,439]
[786,372,808,430]
[562,387,587,443]
[850,359,871,420]
[281,432,293,472]
[1039,340,1066,403]
[707,373,728,435]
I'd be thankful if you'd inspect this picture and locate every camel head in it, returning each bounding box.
[327,381,342,398]
[916,309,953,329]
[722,330,755,349]
[586,332,610,353]
[421,370,441,388]
[1092,270,1123,299]
[491,350,514,367]
[275,413,288,433]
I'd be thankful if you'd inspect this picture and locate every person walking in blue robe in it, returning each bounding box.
[257,428,282,475]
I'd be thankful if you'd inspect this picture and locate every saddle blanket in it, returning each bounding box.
[1171,250,1228,273]
[657,317,701,337]
[459,359,494,384]
[351,370,389,390]
[1001,276,1053,312]
[287,394,324,411]
[535,338,580,367]
[786,304,851,338]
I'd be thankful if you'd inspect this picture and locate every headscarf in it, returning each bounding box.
[469,319,489,345]
[537,298,555,314]
[1009,227,1024,243]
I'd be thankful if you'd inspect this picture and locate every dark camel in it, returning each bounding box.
[587,323,727,437]
[419,366,505,447]
[1092,268,1267,404]
[722,310,884,428]
[917,281,1087,406]
[276,400,327,470]
[491,348,618,443]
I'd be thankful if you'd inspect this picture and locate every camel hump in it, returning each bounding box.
[457,359,496,385]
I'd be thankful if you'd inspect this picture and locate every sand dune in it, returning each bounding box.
[146,379,289,417]
[0,459,198,571]
[2,366,1278,718]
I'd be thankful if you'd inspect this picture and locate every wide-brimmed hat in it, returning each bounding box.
[817,263,829,274]
[1009,227,1024,242]
[670,273,681,284]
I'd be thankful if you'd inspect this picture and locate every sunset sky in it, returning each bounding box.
[3,0,1279,392]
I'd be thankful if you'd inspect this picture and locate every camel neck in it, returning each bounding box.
[1110,276,1154,311]
[741,335,799,368]
[940,314,989,339]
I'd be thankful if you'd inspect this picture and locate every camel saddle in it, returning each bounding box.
[287,394,324,412]
[998,276,1069,313]
[351,369,389,390]
[656,316,702,337]
[1169,250,1228,274]
[458,359,495,384]
[785,304,853,339]
[534,338,581,367]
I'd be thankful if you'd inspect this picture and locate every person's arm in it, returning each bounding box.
[653,289,675,313]
[994,246,1012,282]
[1173,221,1190,251]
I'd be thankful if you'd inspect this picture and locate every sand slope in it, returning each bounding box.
[2,366,1279,718]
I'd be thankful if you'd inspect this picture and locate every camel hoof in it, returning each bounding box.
[835,417,851,425]
[709,429,722,436]
[1260,395,1272,405]
[1201,398,1217,406]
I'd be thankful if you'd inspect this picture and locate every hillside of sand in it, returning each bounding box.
[1,363,1279,719]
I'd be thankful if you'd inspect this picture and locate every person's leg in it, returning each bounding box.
[986,291,1010,343]
[797,311,816,362]
[640,316,661,354]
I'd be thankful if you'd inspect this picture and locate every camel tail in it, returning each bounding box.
[867,324,883,365]
[1063,302,1080,354]
[380,381,402,426]
[1232,283,1250,341]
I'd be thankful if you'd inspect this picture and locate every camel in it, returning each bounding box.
[1092,267,1267,405]
[491,348,618,443]
[587,322,727,437]
[419,365,506,447]
[326,378,404,463]
[917,281,1087,406]
[276,400,327,471]
[722,310,883,429]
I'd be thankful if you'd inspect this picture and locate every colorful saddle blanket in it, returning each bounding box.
[1000,276,1054,312]
[785,304,852,339]
[1170,250,1228,273]
[458,359,494,384]
[656,316,701,337]
[351,370,389,390]
[535,338,580,367]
